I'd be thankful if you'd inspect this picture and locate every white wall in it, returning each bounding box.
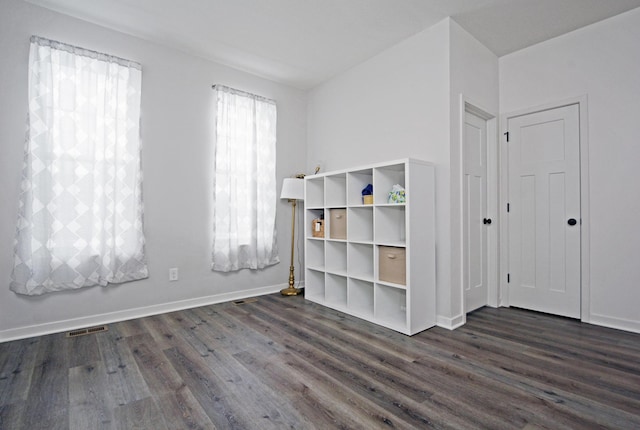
[0,0,307,340]
[307,18,499,326]
[500,8,640,333]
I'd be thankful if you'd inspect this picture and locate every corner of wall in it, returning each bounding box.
[446,19,499,325]
[437,312,466,330]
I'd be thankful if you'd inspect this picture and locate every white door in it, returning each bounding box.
[507,104,581,318]
[464,111,488,312]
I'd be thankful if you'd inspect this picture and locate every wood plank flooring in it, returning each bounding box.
[1,294,639,429]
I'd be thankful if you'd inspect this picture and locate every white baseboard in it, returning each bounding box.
[436,313,466,330]
[587,313,640,334]
[0,283,292,343]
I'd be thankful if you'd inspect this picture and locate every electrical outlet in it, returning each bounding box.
[169,268,178,281]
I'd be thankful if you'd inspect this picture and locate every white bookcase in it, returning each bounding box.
[303,159,436,335]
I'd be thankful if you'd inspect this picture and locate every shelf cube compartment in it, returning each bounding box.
[326,274,348,307]
[374,163,405,205]
[347,207,373,242]
[329,208,347,240]
[325,240,347,275]
[374,206,406,245]
[348,279,374,317]
[375,284,407,329]
[325,174,347,207]
[305,177,324,208]
[348,243,374,281]
[347,169,374,206]
[305,269,325,302]
[306,209,325,239]
[306,239,325,271]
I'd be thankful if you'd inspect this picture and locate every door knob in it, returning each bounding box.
[483,218,492,225]
[567,218,577,226]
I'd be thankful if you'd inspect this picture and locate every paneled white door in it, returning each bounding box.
[464,111,488,312]
[507,104,581,318]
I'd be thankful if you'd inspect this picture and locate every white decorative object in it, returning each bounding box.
[387,184,406,204]
[304,159,436,335]
[11,36,147,296]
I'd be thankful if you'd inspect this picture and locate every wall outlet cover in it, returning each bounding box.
[169,268,179,281]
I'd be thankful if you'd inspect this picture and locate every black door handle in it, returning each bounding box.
[567,218,577,226]
[483,218,492,225]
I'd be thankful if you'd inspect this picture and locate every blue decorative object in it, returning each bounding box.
[362,184,374,204]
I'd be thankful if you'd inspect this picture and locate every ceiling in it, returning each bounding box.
[24,0,640,89]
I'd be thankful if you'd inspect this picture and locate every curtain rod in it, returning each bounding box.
[212,84,275,104]
[31,35,142,70]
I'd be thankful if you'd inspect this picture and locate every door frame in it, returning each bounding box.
[460,96,499,315]
[500,95,591,322]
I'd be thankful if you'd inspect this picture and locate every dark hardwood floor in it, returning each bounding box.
[1,294,639,429]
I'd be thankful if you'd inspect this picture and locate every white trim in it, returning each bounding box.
[499,109,510,307]
[0,283,292,343]
[486,117,499,308]
[437,313,466,330]
[577,98,591,324]
[499,96,590,323]
[588,313,640,334]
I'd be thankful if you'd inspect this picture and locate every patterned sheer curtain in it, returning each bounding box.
[212,86,279,271]
[10,36,148,296]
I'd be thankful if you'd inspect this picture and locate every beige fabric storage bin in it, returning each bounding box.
[329,209,347,239]
[312,219,324,238]
[378,246,406,285]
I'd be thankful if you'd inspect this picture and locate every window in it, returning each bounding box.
[10,36,147,295]
[212,86,279,271]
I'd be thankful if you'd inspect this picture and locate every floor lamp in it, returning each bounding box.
[280,176,304,296]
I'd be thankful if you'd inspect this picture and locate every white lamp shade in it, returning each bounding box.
[280,178,304,200]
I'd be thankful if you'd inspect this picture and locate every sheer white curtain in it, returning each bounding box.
[212,86,279,271]
[10,36,148,296]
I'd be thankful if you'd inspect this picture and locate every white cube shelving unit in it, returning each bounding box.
[303,158,436,335]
